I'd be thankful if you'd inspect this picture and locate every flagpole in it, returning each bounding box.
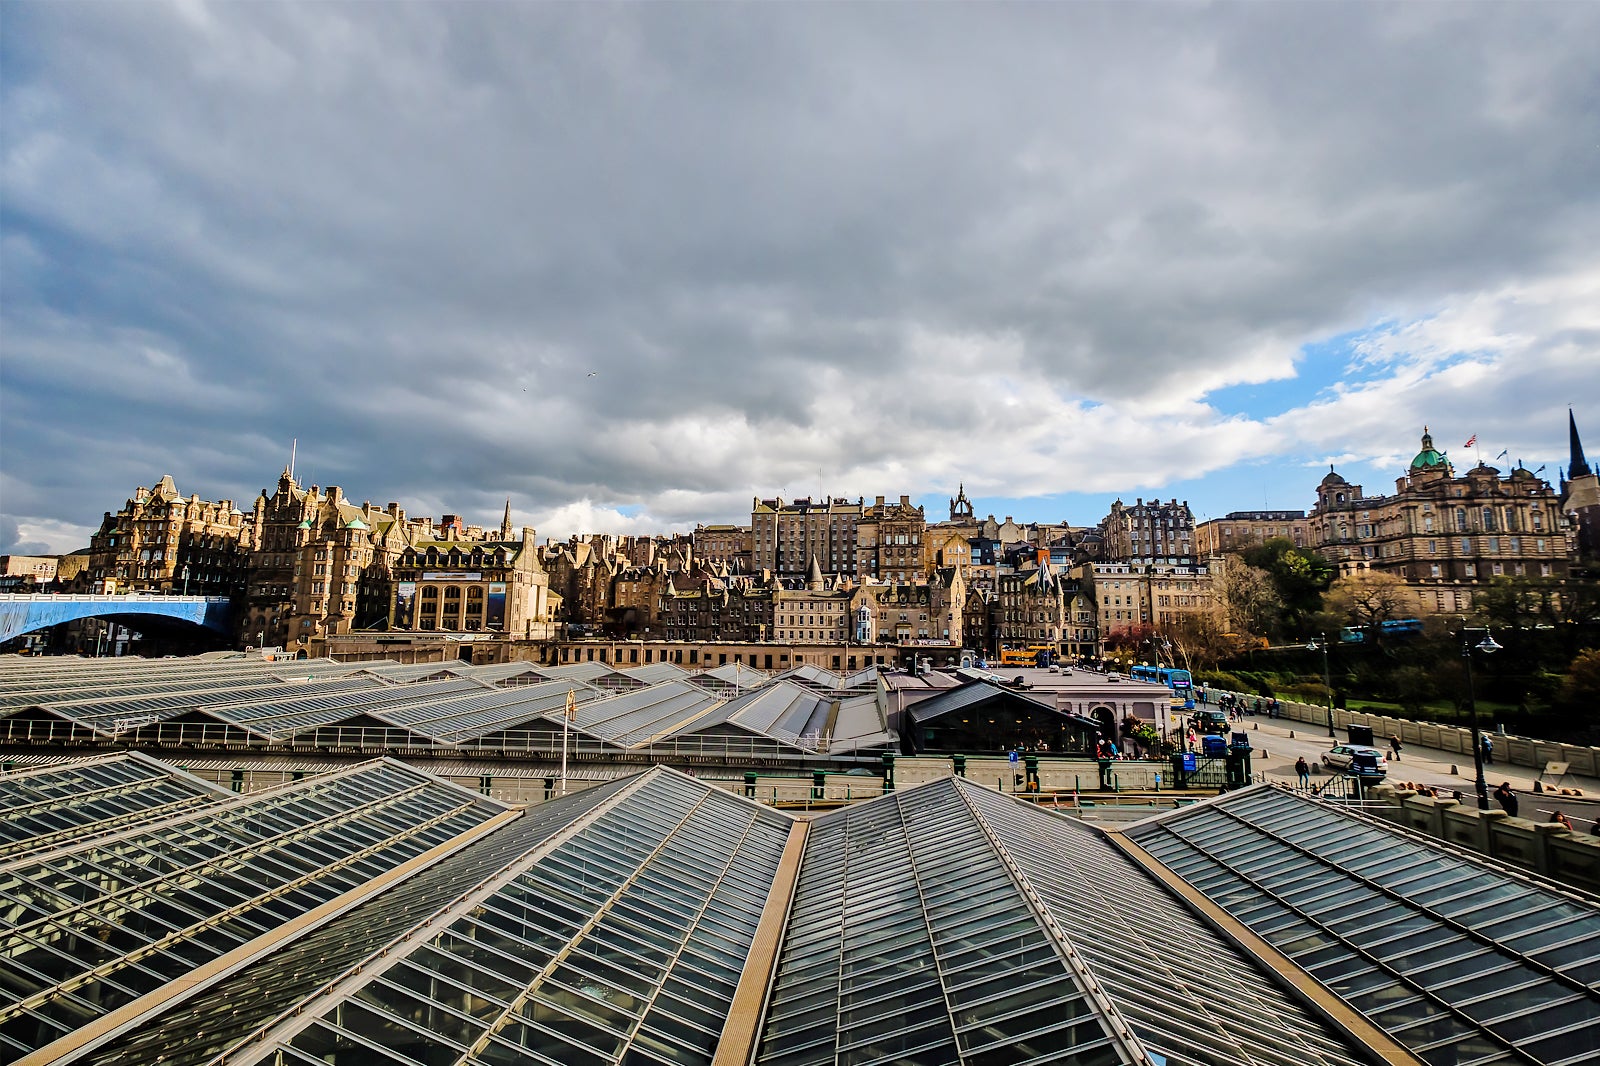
[561,688,574,797]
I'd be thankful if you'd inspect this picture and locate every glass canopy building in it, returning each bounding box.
[1,753,1595,1066]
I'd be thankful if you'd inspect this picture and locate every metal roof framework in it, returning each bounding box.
[8,758,1593,1066]
[1121,785,1600,1066]
[0,759,510,1062]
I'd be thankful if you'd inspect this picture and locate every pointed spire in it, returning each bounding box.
[1569,410,1592,480]
[500,498,513,540]
[807,555,825,591]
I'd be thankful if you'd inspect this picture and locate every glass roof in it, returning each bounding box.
[758,777,1369,1066]
[1123,785,1600,1066]
[81,776,640,1066]
[9,747,1587,1066]
[0,759,509,1060]
[758,778,1133,1066]
[0,753,228,863]
[961,784,1370,1066]
[212,770,794,1066]
[576,681,723,747]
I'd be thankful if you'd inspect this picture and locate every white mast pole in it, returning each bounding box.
[561,687,574,796]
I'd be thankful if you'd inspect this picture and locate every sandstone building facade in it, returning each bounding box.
[1308,429,1570,614]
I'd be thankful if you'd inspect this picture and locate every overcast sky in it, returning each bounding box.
[3,2,1597,555]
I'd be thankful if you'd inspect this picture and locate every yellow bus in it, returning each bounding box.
[997,645,1055,666]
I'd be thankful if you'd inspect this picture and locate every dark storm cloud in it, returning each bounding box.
[2,2,1597,546]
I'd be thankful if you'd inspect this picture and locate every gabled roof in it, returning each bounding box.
[906,679,1100,728]
[1122,784,1600,1065]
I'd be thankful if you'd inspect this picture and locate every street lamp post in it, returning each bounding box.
[181,565,190,597]
[1460,629,1502,812]
[1306,637,1335,738]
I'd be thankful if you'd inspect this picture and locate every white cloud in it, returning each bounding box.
[1,3,1596,535]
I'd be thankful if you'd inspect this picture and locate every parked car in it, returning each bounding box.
[1322,745,1388,779]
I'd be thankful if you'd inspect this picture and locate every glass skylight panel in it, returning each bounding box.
[960,784,1370,1066]
[1125,787,1600,1065]
[0,761,507,1059]
[760,780,1127,1066]
[198,771,790,1066]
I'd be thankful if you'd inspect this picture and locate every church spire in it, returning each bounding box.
[1570,410,1592,480]
[500,498,513,540]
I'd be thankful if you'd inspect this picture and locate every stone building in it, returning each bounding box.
[1194,510,1308,557]
[1308,428,1570,614]
[83,475,254,596]
[389,526,557,641]
[0,556,59,590]
[857,495,926,584]
[540,537,621,636]
[855,568,967,648]
[241,471,412,653]
[691,524,750,571]
[773,559,855,645]
[1561,411,1599,577]
[606,563,673,637]
[1099,498,1196,565]
[996,557,1097,660]
[750,496,863,580]
[1077,560,1215,640]
[660,574,776,645]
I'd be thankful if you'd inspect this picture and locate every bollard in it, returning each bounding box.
[1451,765,1460,776]
[1288,731,1294,738]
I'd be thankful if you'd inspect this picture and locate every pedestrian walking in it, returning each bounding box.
[1481,734,1494,766]
[1389,734,1403,762]
[1295,757,1310,788]
[1493,782,1518,817]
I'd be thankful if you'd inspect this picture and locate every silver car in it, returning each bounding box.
[1322,744,1388,779]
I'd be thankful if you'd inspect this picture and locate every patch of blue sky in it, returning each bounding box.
[914,464,1329,532]
[1202,326,1381,419]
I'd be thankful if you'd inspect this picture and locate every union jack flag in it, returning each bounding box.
[1463,434,1477,448]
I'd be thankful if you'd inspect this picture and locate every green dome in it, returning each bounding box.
[1410,430,1447,470]
[297,519,314,529]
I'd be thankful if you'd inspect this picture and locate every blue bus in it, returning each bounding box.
[1340,619,1424,644]
[1130,664,1195,709]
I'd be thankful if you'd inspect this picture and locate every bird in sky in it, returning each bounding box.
[586,371,598,378]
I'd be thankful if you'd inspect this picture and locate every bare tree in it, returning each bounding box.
[1322,571,1410,636]
[1211,558,1280,638]
[1167,611,1234,671]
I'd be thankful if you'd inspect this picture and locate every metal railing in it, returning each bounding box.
[0,716,866,763]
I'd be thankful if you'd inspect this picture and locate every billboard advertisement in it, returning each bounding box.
[485,582,507,630]
[393,582,417,629]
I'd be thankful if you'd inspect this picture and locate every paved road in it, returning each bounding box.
[1235,712,1600,833]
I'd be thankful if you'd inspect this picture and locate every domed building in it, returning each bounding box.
[1307,427,1570,615]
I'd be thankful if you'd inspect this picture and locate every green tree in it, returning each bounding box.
[1558,649,1600,708]
[1238,538,1335,637]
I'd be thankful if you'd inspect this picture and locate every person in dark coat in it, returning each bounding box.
[1493,782,1518,817]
